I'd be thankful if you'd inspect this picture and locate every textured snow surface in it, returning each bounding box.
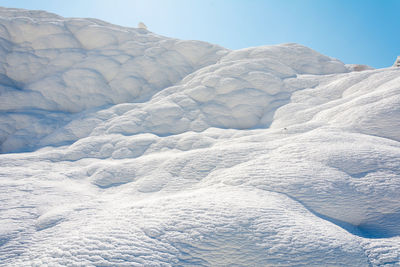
[0,7,400,266]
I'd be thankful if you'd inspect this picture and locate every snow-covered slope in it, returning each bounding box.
[0,7,399,266]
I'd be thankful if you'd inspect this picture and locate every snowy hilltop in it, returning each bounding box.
[0,7,399,266]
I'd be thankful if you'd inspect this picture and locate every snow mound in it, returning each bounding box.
[0,7,399,266]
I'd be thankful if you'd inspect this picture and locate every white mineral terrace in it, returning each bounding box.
[0,7,399,266]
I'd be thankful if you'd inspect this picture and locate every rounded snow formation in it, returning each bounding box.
[0,7,400,267]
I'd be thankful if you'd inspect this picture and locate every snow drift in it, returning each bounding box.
[0,7,399,266]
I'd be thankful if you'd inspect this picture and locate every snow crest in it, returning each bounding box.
[0,7,399,266]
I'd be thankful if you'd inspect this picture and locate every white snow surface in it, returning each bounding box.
[0,7,399,266]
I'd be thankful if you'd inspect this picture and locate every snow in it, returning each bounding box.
[0,7,399,266]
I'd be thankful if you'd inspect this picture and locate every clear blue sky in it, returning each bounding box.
[1,0,399,68]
